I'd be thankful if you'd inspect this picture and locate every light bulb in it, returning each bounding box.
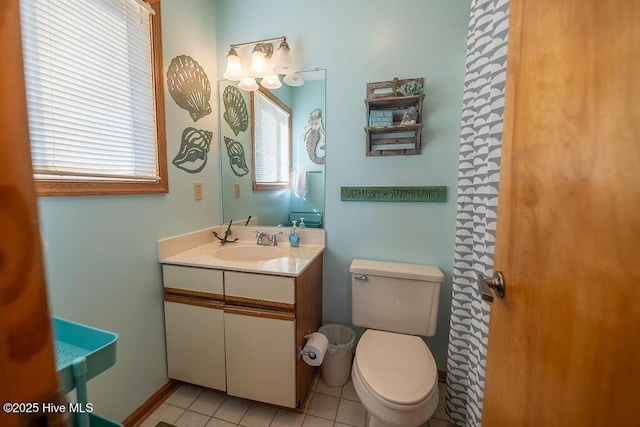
[223,47,243,81]
[250,49,268,77]
[238,77,259,91]
[261,74,282,89]
[284,72,304,87]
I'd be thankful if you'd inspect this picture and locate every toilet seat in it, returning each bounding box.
[354,329,438,407]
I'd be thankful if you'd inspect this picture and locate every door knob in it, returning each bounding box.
[476,271,505,302]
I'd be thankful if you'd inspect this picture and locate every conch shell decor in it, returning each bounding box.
[172,127,212,173]
[224,136,250,177]
[166,55,212,122]
[223,85,248,136]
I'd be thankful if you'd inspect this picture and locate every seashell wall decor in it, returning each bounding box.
[304,108,326,165]
[167,55,212,122]
[172,127,212,173]
[224,136,250,177]
[223,86,248,136]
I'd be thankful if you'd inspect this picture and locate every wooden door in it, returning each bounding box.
[0,0,61,426]
[483,0,640,425]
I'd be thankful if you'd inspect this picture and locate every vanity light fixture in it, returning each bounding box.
[238,77,259,91]
[224,36,301,91]
[223,47,242,80]
[261,74,282,89]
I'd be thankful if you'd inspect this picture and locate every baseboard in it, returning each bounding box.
[122,380,180,427]
[438,369,447,383]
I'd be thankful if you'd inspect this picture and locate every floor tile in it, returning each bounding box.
[340,381,359,402]
[205,418,237,427]
[174,410,210,427]
[304,392,339,421]
[270,409,305,427]
[139,403,185,427]
[314,378,342,397]
[239,402,277,426]
[189,390,227,416]
[301,414,334,426]
[335,399,366,427]
[166,384,204,409]
[432,398,448,421]
[213,396,251,423]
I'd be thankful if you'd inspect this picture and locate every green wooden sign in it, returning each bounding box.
[340,186,447,202]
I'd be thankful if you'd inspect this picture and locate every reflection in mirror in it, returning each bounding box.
[219,69,326,228]
[251,88,291,191]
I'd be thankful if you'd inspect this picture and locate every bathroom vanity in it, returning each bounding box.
[158,226,324,409]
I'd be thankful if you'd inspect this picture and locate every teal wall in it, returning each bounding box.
[38,0,220,421]
[214,0,470,369]
[37,0,469,421]
[289,79,326,216]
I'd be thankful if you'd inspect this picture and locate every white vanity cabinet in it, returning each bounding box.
[224,307,296,406]
[161,254,323,409]
[224,271,297,406]
[162,265,226,391]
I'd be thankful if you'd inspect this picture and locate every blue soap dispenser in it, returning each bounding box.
[289,220,300,248]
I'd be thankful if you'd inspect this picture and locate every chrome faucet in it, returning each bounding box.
[254,230,283,246]
[270,231,283,246]
[254,231,269,246]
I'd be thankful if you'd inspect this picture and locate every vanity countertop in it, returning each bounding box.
[158,225,325,277]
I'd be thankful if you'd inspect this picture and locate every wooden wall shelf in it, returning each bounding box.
[364,78,425,156]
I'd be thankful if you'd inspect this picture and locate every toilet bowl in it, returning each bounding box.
[350,259,444,427]
[351,329,439,427]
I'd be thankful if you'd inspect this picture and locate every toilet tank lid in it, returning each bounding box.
[350,259,444,282]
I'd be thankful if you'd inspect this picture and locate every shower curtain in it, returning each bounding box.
[445,0,510,426]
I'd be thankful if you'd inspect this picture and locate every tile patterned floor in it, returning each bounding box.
[138,377,457,427]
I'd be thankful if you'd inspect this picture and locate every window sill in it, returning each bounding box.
[35,179,169,196]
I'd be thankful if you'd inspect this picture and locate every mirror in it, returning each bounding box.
[219,69,326,227]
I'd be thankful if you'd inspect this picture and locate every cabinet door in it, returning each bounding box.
[224,308,296,407]
[164,298,226,391]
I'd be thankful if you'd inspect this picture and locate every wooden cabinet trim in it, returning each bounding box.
[164,294,225,310]
[224,305,295,321]
[164,287,223,302]
[225,295,294,312]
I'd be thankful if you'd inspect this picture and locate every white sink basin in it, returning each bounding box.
[214,245,285,262]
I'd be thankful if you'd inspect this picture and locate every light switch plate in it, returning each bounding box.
[193,181,203,200]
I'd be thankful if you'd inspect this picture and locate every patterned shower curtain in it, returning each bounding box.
[445,0,510,426]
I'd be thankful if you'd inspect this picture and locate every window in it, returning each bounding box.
[251,87,291,190]
[20,0,167,196]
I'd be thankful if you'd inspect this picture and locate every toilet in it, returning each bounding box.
[350,259,444,427]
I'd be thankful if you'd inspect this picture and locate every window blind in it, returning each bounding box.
[253,90,290,186]
[20,0,159,181]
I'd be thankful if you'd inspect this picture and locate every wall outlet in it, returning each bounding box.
[193,181,203,200]
[234,182,240,198]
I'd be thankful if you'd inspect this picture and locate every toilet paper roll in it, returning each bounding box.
[302,332,329,366]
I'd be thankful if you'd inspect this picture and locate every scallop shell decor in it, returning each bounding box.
[172,127,212,173]
[167,55,212,122]
[224,136,249,177]
[223,86,248,136]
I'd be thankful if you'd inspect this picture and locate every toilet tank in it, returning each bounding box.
[351,259,444,336]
